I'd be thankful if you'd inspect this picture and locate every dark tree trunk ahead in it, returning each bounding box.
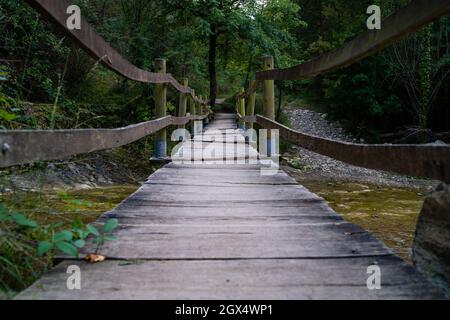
[209,25,218,108]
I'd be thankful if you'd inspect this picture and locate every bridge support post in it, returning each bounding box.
[194,95,203,136]
[190,89,196,138]
[153,58,168,160]
[204,96,209,126]
[199,95,204,116]
[263,56,275,156]
[178,78,189,129]
[247,80,256,130]
[238,88,246,130]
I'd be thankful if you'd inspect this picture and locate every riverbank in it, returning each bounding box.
[282,103,439,189]
[0,146,154,298]
[281,103,439,263]
[0,145,158,193]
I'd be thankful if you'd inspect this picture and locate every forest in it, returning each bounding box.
[1,0,450,300]
[1,0,449,140]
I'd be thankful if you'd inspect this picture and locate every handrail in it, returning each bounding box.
[232,0,450,183]
[242,114,450,183]
[0,115,208,168]
[237,0,450,99]
[24,0,202,103]
[236,113,257,124]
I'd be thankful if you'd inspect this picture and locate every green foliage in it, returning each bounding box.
[1,199,119,296]
[0,204,47,296]
[37,218,119,257]
[306,57,404,140]
[1,0,449,136]
[85,219,119,254]
[285,157,309,171]
[0,205,38,228]
[1,201,119,259]
[0,0,70,101]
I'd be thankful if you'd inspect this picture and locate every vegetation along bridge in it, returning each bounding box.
[2,0,450,299]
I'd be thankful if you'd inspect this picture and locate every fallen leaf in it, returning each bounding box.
[85,254,106,263]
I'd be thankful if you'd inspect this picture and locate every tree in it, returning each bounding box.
[184,0,257,107]
[385,22,450,129]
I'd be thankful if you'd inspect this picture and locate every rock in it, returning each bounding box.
[413,183,450,295]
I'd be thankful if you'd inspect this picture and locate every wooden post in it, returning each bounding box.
[199,95,204,116]
[247,80,256,130]
[204,96,209,125]
[178,78,188,129]
[189,89,196,137]
[263,56,275,156]
[153,58,167,159]
[193,95,203,136]
[263,56,275,120]
[238,88,246,130]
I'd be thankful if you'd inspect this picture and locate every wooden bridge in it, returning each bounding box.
[3,0,450,299]
[15,113,443,299]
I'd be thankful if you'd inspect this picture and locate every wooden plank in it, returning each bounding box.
[77,223,392,260]
[164,163,267,170]
[100,208,344,225]
[0,115,203,168]
[176,117,259,162]
[176,142,254,150]
[147,168,297,185]
[128,184,320,202]
[16,257,442,300]
[115,198,330,210]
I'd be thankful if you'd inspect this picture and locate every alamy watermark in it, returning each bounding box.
[66,5,81,30]
[64,4,382,33]
[171,127,280,176]
[367,265,382,290]
[367,5,381,30]
[66,265,81,290]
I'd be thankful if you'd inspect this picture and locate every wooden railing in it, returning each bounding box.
[235,0,450,183]
[0,114,208,168]
[237,0,450,99]
[25,0,200,101]
[0,0,210,168]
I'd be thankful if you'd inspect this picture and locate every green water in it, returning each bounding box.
[298,180,426,263]
[1,185,139,227]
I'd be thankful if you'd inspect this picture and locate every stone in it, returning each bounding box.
[413,183,450,295]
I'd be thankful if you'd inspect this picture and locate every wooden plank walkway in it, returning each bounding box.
[17,114,442,300]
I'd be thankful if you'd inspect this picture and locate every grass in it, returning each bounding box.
[298,179,426,263]
[0,185,138,299]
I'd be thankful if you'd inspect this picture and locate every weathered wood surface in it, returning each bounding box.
[0,115,207,168]
[17,114,443,300]
[255,115,450,183]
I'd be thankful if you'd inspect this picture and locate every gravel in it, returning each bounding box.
[282,105,438,190]
[0,150,156,193]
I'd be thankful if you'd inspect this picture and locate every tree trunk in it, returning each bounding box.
[276,82,283,122]
[418,25,432,129]
[209,25,218,108]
